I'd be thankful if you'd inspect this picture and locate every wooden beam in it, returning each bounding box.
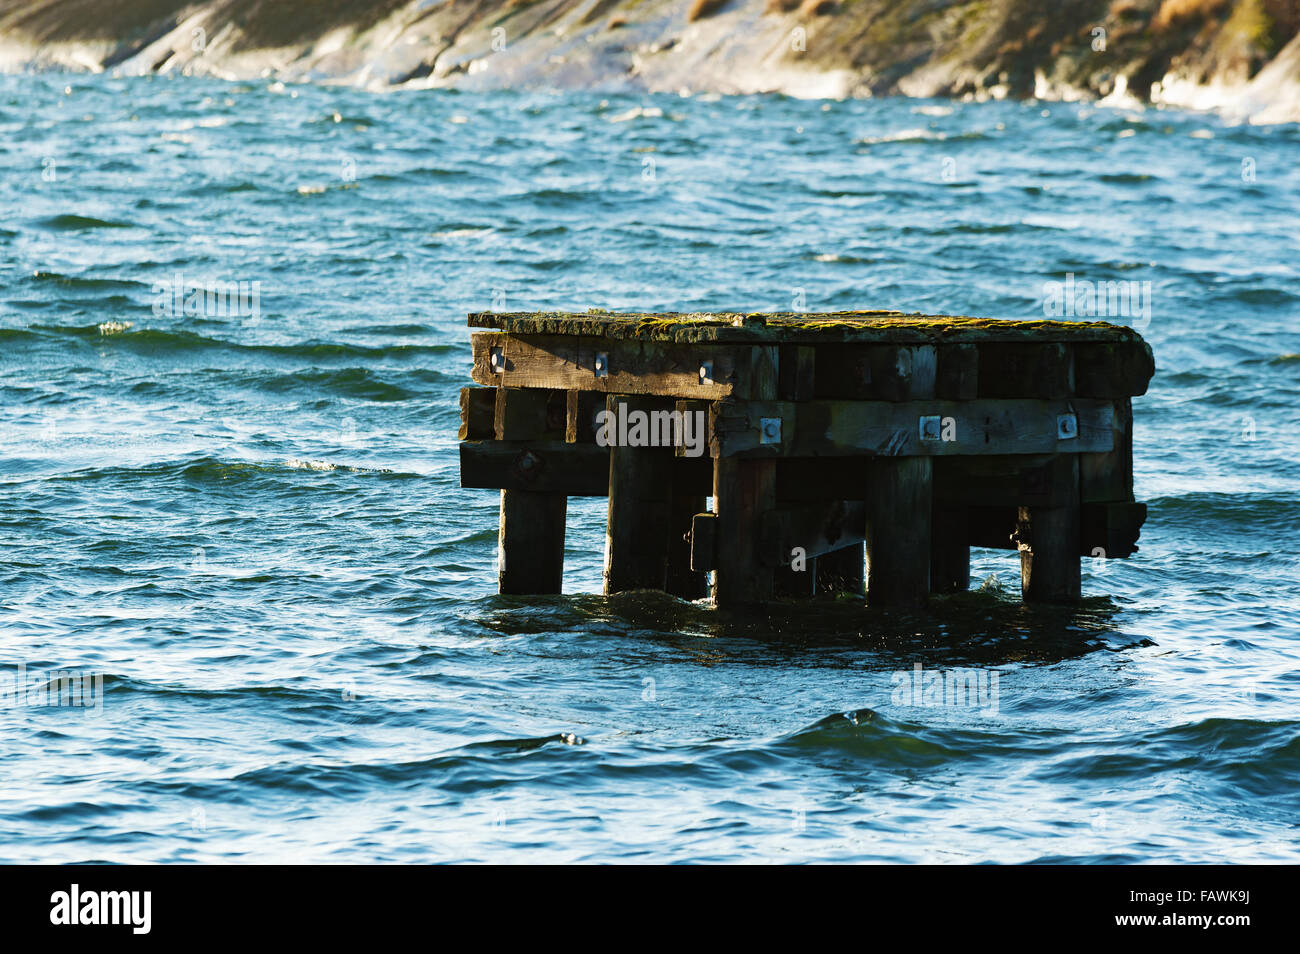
[459,386,496,441]
[758,500,865,568]
[461,442,711,497]
[935,343,978,400]
[470,331,777,400]
[1081,501,1146,559]
[460,441,610,496]
[565,390,605,443]
[1080,398,1134,504]
[813,344,936,400]
[978,343,1073,399]
[865,457,932,608]
[711,398,1115,458]
[778,344,816,401]
[494,387,565,442]
[1074,341,1155,397]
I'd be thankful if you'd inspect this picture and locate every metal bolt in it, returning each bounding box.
[760,417,781,444]
[594,352,608,378]
[1057,412,1078,440]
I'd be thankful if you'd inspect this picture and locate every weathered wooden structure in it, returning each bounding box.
[458,311,1153,608]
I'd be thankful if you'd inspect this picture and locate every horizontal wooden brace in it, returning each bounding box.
[460,440,610,496]
[458,386,496,441]
[758,500,866,568]
[460,440,712,496]
[966,502,1145,558]
[470,332,774,400]
[710,398,1115,458]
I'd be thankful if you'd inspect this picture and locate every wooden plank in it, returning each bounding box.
[494,386,564,442]
[604,396,674,595]
[757,500,866,568]
[1081,501,1146,559]
[934,454,1077,508]
[968,502,1144,559]
[865,457,932,608]
[1080,398,1134,504]
[1074,341,1155,397]
[458,386,496,441]
[498,490,565,595]
[565,390,604,443]
[813,344,936,400]
[935,343,978,400]
[460,441,611,496]
[711,398,1115,458]
[775,457,871,501]
[470,331,775,400]
[1017,457,1081,602]
[778,344,816,401]
[467,311,1150,346]
[460,440,711,497]
[978,343,1073,399]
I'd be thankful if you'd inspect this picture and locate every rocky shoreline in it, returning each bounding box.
[2,0,1298,122]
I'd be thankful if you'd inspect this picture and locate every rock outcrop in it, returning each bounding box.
[2,0,1297,121]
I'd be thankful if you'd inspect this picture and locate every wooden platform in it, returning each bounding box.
[459,311,1154,608]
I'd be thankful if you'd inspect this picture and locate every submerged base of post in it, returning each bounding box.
[817,543,865,596]
[498,489,566,595]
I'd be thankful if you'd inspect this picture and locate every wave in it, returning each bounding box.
[34,214,134,230]
[14,324,458,362]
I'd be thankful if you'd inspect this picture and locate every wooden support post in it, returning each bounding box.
[603,395,674,594]
[864,457,932,608]
[710,345,778,609]
[930,504,970,593]
[1017,457,1081,602]
[498,490,566,595]
[494,386,568,595]
[816,543,865,596]
[713,458,777,607]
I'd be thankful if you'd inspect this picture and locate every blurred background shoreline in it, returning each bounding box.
[2,0,1300,123]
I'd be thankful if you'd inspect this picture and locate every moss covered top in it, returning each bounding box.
[467,310,1146,344]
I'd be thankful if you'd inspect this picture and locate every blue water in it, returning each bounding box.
[1,74,1298,863]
